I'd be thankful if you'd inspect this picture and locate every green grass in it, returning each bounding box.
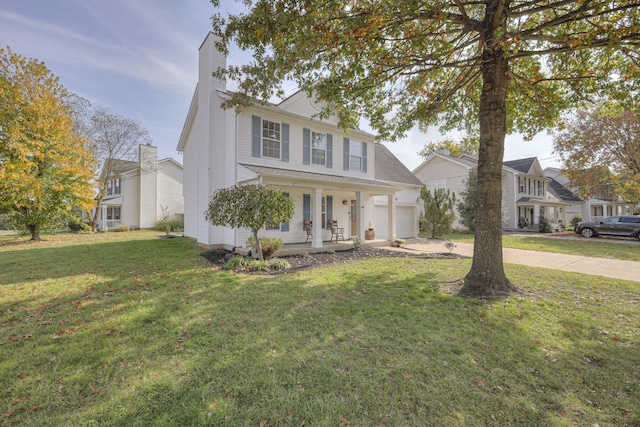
[1,231,639,426]
[426,231,640,262]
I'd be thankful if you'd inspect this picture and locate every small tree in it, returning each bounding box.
[457,168,478,232]
[204,184,294,260]
[420,186,456,238]
[569,214,583,229]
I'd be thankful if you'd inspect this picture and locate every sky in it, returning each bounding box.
[0,0,561,171]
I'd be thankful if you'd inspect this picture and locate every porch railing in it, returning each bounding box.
[103,220,122,230]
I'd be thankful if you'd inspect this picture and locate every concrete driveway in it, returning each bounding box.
[385,238,640,283]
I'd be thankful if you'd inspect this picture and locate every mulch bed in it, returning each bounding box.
[200,246,464,273]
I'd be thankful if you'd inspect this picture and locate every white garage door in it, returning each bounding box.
[374,206,389,238]
[397,206,415,238]
[374,206,416,239]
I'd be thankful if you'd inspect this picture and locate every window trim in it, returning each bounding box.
[349,140,362,171]
[261,119,281,159]
[311,131,327,166]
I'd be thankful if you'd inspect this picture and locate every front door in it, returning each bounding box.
[350,200,357,236]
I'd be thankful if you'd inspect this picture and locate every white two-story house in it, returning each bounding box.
[413,151,570,230]
[98,144,184,230]
[545,167,636,222]
[177,33,422,249]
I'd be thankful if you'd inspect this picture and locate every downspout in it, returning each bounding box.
[235,111,239,248]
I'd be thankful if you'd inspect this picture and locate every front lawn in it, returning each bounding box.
[429,231,640,262]
[1,231,639,426]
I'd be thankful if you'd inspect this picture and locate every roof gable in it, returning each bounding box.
[100,159,138,179]
[413,152,476,175]
[503,157,544,176]
[547,177,583,202]
[375,144,422,186]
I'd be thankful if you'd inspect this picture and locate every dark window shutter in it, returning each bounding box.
[281,192,290,231]
[362,142,368,173]
[326,195,333,229]
[303,128,311,165]
[281,123,289,162]
[343,137,350,170]
[326,134,333,168]
[251,115,262,158]
[303,194,311,230]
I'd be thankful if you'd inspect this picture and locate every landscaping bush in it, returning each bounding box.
[247,236,284,259]
[155,218,184,232]
[117,224,131,232]
[67,218,89,233]
[222,255,290,272]
[569,214,583,228]
[538,216,553,233]
[222,256,250,270]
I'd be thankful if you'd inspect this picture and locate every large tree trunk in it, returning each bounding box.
[460,8,517,297]
[27,224,41,241]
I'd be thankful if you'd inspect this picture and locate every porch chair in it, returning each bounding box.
[329,220,345,243]
[304,220,312,244]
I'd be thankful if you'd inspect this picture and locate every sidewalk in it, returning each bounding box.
[384,239,640,283]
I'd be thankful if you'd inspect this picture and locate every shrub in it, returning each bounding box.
[247,236,284,259]
[155,218,184,232]
[443,240,457,253]
[538,216,553,233]
[267,258,291,271]
[67,219,88,233]
[569,214,583,228]
[352,236,362,250]
[222,256,290,272]
[223,256,250,270]
[117,224,130,232]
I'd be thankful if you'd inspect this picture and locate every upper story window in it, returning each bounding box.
[518,177,525,193]
[262,119,281,159]
[349,140,362,171]
[537,180,544,196]
[106,178,121,196]
[311,132,326,166]
[427,179,447,193]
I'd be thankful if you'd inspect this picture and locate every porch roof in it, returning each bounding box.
[516,197,569,206]
[240,164,398,192]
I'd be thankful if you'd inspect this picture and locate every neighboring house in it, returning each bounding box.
[176,33,422,249]
[98,144,184,230]
[503,157,570,228]
[412,149,479,230]
[413,151,571,230]
[544,167,636,222]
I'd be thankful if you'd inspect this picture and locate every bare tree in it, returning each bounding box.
[86,106,152,230]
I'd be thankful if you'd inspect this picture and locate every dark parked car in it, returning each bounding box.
[574,215,640,239]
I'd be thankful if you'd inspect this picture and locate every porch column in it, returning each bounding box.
[356,191,365,241]
[533,203,539,225]
[387,194,397,241]
[312,187,323,248]
[101,205,107,230]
